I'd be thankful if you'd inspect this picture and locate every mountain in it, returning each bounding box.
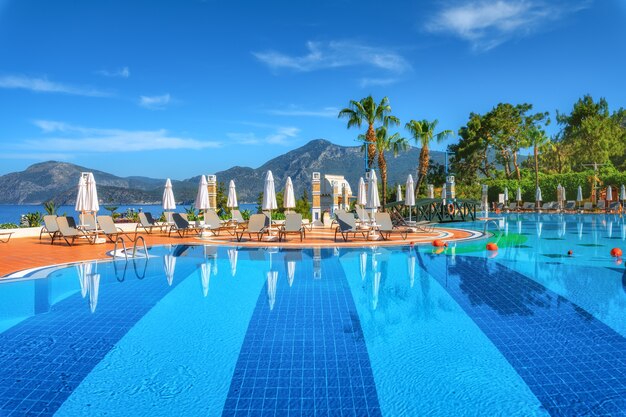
[0,139,445,204]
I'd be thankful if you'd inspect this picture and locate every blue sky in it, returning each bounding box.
[0,0,624,179]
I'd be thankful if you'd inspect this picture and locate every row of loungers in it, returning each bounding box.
[40,214,137,246]
[496,201,623,213]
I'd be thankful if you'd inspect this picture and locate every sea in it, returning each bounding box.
[0,203,257,225]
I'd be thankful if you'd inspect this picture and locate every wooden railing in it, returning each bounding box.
[384,198,480,223]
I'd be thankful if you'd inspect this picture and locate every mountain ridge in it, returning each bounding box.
[0,139,445,205]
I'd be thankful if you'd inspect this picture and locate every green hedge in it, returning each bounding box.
[483,169,626,202]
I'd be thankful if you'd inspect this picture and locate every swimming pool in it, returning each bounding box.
[1,213,625,416]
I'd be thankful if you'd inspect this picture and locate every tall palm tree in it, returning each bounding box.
[375,125,409,209]
[405,119,452,196]
[338,96,399,171]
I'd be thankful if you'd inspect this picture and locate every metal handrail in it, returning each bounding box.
[113,237,128,261]
[132,235,148,258]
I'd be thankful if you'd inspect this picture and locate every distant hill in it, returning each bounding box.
[0,139,447,204]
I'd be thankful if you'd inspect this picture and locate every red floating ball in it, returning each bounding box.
[486,243,498,251]
[611,248,623,257]
[567,250,573,256]
[432,239,446,247]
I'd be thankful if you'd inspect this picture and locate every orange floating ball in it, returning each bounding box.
[432,239,446,247]
[611,248,623,257]
[567,250,573,256]
[486,243,498,251]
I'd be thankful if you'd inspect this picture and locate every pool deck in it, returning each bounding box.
[0,226,481,278]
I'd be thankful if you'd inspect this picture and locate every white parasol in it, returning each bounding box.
[263,171,278,237]
[195,175,210,224]
[405,175,415,223]
[366,170,380,221]
[284,176,296,212]
[227,180,238,219]
[396,184,402,202]
[162,178,176,223]
[357,177,367,206]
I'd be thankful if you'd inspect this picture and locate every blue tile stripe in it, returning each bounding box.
[222,250,382,417]
[0,257,197,417]
[419,252,626,416]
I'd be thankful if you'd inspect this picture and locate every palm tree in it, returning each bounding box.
[405,119,452,196]
[338,96,399,171]
[376,126,409,209]
[529,127,550,190]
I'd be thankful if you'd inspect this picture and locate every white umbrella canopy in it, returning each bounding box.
[162,179,176,211]
[427,184,434,199]
[621,185,626,201]
[227,180,238,209]
[503,187,509,202]
[577,186,583,202]
[396,184,402,202]
[441,184,447,200]
[516,187,522,202]
[85,173,99,213]
[357,177,367,206]
[405,175,415,206]
[366,170,380,211]
[227,248,238,277]
[284,177,296,210]
[405,175,415,223]
[163,254,176,286]
[606,186,613,201]
[535,186,542,202]
[75,175,87,212]
[195,175,210,211]
[262,171,278,211]
[561,186,566,202]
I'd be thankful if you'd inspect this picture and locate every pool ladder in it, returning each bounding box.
[112,236,149,281]
[113,236,148,261]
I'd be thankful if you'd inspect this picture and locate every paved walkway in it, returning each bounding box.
[0,226,480,278]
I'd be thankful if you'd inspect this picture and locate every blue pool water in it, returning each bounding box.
[1,213,626,416]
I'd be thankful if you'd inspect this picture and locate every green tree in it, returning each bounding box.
[405,119,452,195]
[338,96,399,171]
[557,95,625,169]
[43,200,57,216]
[295,188,311,220]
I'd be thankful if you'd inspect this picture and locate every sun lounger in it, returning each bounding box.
[583,202,593,212]
[136,212,164,234]
[521,202,534,211]
[40,215,59,241]
[229,209,247,228]
[97,215,137,242]
[564,201,576,212]
[236,214,268,242]
[54,216,95,246]
[356,207,371,224]
[279,213,306,242]
[374,212,409,240]
[609,201,621,213]
[334,212,368,242]
[169,213,202,237]
[412,220,436,233]
[203,209,231,235]
[80,213,98,231]
[506,202,517,212]
[597,201,606,212]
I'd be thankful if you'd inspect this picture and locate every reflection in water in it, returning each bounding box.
[286,261,296,287]
[227,249,238,277]
[267,271,278,310]
[578,221,583,240]
[163,254,176,286]
[283,251,301,287]
[622,223,626,241]
[407,251,415,288]
[517,220,522,235]
[313,247,322,280]
[76,263,91,298]
[372,271,381,310]
[536,221,543,238]
[87,270,100,313]
[359,252,367,281]
[608,221,613,239]
[200,262,210,297]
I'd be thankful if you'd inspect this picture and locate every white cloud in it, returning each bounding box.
[253,40,410,73]
[96,67,130,78]
[426,1,590,51]
[359,78,399,88]
[0,74,111,97]
[139,93,171,110]
[23,120,221,152]
[267,106,339,118]
[227,125,300,146]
